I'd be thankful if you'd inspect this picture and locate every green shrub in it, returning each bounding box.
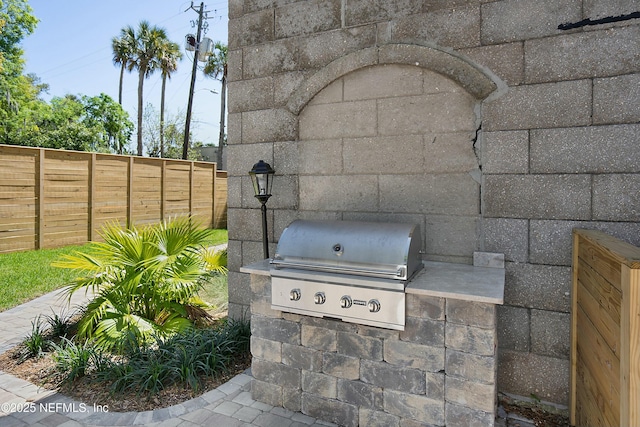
[44,308,76,339]
[98,318,251,396]
[50,337,97,383]
[17,317,50,363]
[53,216,227,353]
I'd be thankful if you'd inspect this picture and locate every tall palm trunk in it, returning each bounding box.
[118,63,125,105]
[137,67,145,156]
[160,74,167,158]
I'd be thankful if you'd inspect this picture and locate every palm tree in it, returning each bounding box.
[128,21,168,156]
[111,26,135,105]
[157,40,182,158]
[54,216,227,353]
[203,42,227,168]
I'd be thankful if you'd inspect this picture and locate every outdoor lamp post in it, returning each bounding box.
[249,160,275,259]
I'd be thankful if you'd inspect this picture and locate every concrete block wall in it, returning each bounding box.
[228,0,640,409]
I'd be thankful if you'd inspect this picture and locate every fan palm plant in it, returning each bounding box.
[53,217,227,353]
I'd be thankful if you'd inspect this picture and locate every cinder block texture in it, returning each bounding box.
[230,0,640,413]
[274,0,341,39]
[483,80,592,131]
[338,379,384,410]
[593,174,640,221]
[594,74,640,124]
[530,220,640,266]
[481,0,581,44]
[530,125,640,173]
[446,300,496,329]
[484,174,591,220]
[481,218,528,263]
[525,26,640,83]
[504,263,571,312]
[497,305,530,352]
[530,309,570,358]
[482,130,529,174]
[461,42,524,86]
[302,371,337,399]
[295,64,483,260]
[498,350,569,404]
[446,376,496,413]
[392,5,481,49]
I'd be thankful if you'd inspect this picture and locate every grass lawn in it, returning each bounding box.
[0,245,88,312]
[0,229,228,313]
[199,272,229,316]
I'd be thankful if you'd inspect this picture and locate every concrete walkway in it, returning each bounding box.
[0,289,336,427]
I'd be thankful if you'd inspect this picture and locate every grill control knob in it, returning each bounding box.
[289,288,301,301]
[367,299,381,313]
[314,292,326,305]
[340,295,352,309]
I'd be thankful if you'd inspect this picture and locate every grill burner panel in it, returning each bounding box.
[271,277,406,330]
[270,219,422,330]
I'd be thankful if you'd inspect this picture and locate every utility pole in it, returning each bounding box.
[182,2,205,160]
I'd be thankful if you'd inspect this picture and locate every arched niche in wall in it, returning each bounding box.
[286,43,503,264]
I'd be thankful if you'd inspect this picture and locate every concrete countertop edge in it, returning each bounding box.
[240,259,505,305]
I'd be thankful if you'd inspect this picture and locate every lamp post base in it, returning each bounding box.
[261,202,269,259]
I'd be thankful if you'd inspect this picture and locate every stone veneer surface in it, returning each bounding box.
[242,256,503,426]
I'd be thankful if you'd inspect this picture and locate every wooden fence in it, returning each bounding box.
[571,229,640,427]
[0,145,227,253]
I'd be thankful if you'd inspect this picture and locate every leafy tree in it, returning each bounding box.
[4,95,92,150]
[5,93,133,152]
[82,93,134,154]
[203,42,227,167]
[44,95,98,150]
[1,2,133,152]
[157,39,182,158]
[143,103,200,160]
[0,0,38,141]
[0,0,37,77]
[54,216,227,353]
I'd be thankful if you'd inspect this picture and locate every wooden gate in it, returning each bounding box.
[571,229,640,426]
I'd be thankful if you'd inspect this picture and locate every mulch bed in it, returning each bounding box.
[0,345,251,412]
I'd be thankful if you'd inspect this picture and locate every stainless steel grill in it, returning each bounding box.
[270,219,422,330]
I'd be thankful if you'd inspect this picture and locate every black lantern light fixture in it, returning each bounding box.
[249,160,275,259]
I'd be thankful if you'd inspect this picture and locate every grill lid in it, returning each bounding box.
[270,219,422,281]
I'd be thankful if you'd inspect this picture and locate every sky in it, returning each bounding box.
[21,0,229,149]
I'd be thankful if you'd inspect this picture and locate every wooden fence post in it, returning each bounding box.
[621,265,640,427]
[127,156,134,228]
[37,148,45,249]
[212,162,217,229]
[161,159,166,222]
[189,161,194,216]
[89,153,96,241]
